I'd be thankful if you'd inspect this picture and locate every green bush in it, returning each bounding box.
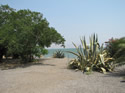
[105,37,125,66]
[68,34,115,74]
[53,50,65,58]
[0,5,65,62]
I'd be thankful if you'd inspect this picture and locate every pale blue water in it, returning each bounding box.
[44,48,77,58]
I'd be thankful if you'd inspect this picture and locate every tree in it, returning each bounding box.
[0,5,65,62]
[0,5,15,61]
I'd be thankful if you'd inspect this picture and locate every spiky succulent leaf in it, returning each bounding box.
[101,67,106,74]
[68,34,115,74]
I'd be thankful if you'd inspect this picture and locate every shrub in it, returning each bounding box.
[68,34,115,74]
[53,50,65,58]
[105,37,125,66]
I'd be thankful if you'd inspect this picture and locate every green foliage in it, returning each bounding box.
[68,34,114,74]
[53,50,65,58]
[105,37,125,66]
[0,5,65,62]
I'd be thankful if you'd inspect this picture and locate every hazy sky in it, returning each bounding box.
[1,0,125,48]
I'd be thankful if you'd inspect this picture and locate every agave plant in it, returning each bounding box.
[68,34,115,74]
[53,50,65,58]
[68,59,81,69]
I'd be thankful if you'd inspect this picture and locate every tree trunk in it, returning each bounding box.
[0,54,3,62]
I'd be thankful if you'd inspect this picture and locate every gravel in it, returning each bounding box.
[0,58,125,93]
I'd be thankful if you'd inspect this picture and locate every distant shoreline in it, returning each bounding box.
[44,48,77,58]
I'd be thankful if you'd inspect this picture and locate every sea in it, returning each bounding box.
[44,48,77,58]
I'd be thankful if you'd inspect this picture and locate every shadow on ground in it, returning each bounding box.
[105,67,125,82]
[0,58,55,70]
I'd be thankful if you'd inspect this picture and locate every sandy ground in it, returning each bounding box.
[0,58,125,93]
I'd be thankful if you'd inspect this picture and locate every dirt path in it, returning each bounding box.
[0,58,125,93]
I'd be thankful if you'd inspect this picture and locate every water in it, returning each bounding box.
[44,48,77,58]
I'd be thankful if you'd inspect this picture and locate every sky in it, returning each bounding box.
[0,0,125,48]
